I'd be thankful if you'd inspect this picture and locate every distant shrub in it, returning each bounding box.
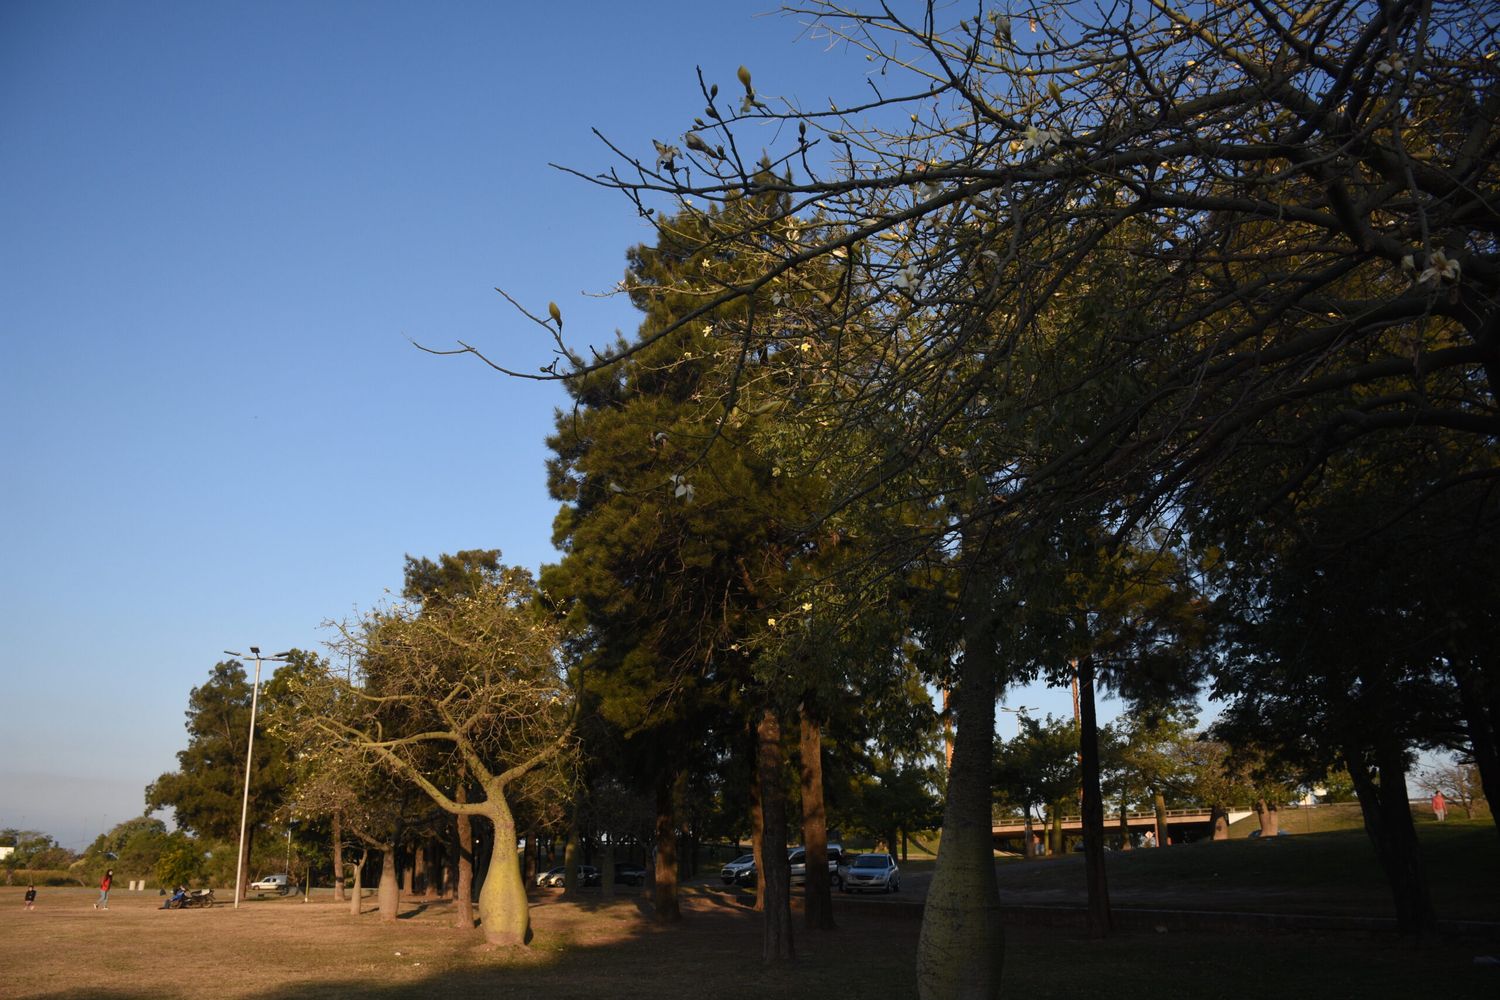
[8,868,83,887]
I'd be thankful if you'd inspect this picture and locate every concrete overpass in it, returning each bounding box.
[992,808,1254,851]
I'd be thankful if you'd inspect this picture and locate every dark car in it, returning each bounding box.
[614,863,647,886]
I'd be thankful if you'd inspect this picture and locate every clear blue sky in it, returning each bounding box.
[0,0,1104,849]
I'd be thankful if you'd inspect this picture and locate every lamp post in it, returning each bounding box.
[225,646,291,909]
[999,706,1035,856]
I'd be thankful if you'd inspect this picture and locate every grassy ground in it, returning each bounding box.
[3,885,1497,1000]
[993,815,1499,921]
[5,816,1497,999]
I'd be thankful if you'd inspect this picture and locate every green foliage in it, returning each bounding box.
[79,816,171,882]
[146,659,297,843]
[994,714,1080,818]
[0,829,74,872]
[153,832,207,888]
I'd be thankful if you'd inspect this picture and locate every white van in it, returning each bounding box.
[249,873,291,895]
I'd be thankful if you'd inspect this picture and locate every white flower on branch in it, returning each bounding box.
[1021,125,1062,153]
[893,264,921,293]
[1416,249,1460,286]
[1376,54,1407,74]
[652,140,680,171]
[670,474,695,503]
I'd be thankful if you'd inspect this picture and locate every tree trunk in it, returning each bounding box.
[475,795,531,946]
[454,780,475,930]
[1211,804,1230,840]
[756,706,795,962]
[1049,803,1063,856]
[378,847,399,923]
[652,767,682,923]
[563,818,582,895]
[916,568,1003,1000]
[1077,655,1112,937]
[331,811,346,903]
[1348,740,1436,936]
[1153,789,1168,846]
[1254,798,1280,837]
[750,756,765,912]
[348,848,367,916]
[600,839,616,900]
[412,841,428,896]
[1452,655,1500,840]
[798,702,834,930]
[1118,792,1132,850]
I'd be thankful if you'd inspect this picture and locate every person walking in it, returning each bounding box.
[24,884,37,910]
[94,869,113,909]
[1432,791,1448,822]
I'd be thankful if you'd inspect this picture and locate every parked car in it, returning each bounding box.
[249,874,291,895]
[535,865,600,887]
[838,852,900,893]
[614,863,647,886]
[732,845,845,889]
[720,854,757,885]
[788,844,844,888]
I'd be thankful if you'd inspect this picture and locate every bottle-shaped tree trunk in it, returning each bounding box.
[378,846,399,922]
[916,562,1003,1000]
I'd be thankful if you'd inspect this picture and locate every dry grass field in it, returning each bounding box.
[4,877,1499,1000]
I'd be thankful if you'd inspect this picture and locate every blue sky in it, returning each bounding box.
[1,0,1102,849]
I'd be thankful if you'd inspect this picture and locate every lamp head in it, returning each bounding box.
[250,646,260,655]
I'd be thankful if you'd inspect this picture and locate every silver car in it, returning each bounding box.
[838,852,900,893]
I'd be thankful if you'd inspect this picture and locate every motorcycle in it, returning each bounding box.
[167,888,215,908]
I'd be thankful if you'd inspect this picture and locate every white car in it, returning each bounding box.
[838,853,900,893]
[535,865,599,887]
[249,873,291,895]
[720,854,756,884]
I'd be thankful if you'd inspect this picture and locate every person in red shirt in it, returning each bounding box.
[94,869,113,910]
[1432,791,1448,822]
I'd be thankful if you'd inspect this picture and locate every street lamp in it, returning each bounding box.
[225,646,292,909]
[999,704,1034,732]
[999,706,1035,856]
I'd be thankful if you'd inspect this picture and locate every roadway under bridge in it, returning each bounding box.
[992,808,1255,852]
